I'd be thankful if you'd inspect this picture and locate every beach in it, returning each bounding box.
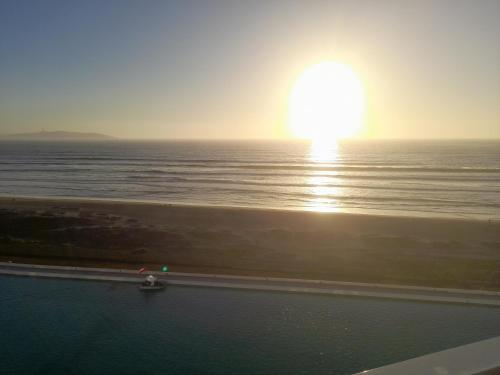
[1,196,499,291]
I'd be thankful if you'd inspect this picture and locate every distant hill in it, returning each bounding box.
[1,131,116,141]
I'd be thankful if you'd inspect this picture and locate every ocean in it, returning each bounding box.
[0,140,499,219]
[2,275,500,375]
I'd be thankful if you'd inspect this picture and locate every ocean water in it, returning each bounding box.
[0,140,499,219]
[1,275,500,375]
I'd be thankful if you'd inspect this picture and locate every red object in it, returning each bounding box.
[138,267,147,273]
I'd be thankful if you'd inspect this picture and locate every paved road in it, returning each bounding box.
[1,262,500,306]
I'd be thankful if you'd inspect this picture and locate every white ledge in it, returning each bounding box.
[356,336,500,375]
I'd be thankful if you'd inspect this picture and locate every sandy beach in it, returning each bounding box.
[1,196,499,291]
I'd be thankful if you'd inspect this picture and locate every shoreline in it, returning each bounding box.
[1,194,497,222]
[1,195,500,292]
[2,262,500,306]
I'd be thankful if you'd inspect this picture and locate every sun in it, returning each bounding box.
[289,61,364,142]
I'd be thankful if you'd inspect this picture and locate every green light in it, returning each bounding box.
[161,265,169,272]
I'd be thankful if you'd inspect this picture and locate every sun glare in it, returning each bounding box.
[289,62,364,143]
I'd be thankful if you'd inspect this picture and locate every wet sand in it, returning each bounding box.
[1,196,499,290]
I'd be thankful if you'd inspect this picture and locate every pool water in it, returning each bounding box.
[1,276,499,375]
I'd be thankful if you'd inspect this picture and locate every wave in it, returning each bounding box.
[117,176,498,193]
[134,185,500,209]
[1,159,500,174]
[0,163,500,177]
[124,172,500,183]
[2,168,500,183]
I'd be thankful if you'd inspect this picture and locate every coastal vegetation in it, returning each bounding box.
[1,197,499,291]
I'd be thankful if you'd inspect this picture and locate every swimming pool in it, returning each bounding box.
[1,275,499,375]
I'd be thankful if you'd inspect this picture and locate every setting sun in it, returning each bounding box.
[289,62,364,142]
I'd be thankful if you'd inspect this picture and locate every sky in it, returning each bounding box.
[1,0,499,139]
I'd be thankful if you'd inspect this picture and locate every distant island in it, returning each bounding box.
[1,130,116,141]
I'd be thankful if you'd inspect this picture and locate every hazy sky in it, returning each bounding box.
[1,0,499,139]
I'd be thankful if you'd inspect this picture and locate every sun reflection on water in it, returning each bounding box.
[309,139,339,164]
[306,140,343,213]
